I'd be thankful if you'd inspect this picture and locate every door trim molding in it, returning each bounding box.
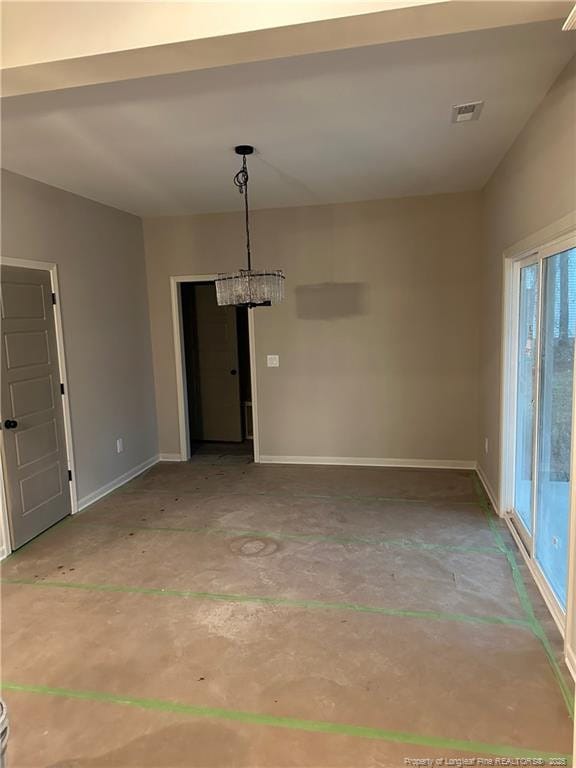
[0,257,78,558]
[567,271,576,680]
[499,214,576,646]
[0,447,10,560]
[169,275,260,463]
[566,644,576,683]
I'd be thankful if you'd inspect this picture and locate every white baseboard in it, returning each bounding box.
[158,453,183,462]
[566,644,576,682]
[475,464,501,515]
[76,455,159,512]
[259,455,476,470]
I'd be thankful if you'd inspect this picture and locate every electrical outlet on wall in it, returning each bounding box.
[116,438,124,454]
[267,355,280,368]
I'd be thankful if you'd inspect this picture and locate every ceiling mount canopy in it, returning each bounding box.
[215,145,285,308]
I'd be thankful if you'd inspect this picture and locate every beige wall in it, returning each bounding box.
[144,191,481,463]
[479,55,576,503]
[1,171,158,504]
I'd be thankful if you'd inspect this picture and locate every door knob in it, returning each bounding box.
[230,369,238,376]
[3,419,18,429]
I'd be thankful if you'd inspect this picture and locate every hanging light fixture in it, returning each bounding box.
[215,145,285,308]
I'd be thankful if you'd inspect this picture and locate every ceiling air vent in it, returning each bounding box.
[451,101,484,123]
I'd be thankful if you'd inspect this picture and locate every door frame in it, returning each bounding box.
[568,360,576,678]
[170,274,260,462]
[0,257,77,556]
[503,250,541,549]
[500,212,576,638]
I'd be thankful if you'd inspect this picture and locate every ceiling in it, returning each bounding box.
[1,1,433,69]
[2,20,575,216]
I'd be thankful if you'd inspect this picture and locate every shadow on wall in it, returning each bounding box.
[295,282,369,320]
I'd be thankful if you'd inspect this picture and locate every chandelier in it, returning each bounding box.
[215,145,285,308]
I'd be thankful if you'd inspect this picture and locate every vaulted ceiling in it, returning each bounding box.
[2,4,574,215]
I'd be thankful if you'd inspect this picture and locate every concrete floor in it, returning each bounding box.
[2,463,574,766]
[189,440,254,463]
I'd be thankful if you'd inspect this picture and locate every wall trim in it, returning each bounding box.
[77,455,158,512]
[259,455,476,470]
[476,464,501,515]
[566,644,576,683]
[502,211,576,261]
[158,453,183,462]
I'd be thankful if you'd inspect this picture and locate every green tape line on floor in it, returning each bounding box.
[3,514,74,560]
[1,577,531,629]
[472,475,575,720]
[2,681,570,761]
[70,518,503,556]
[502,544,575,719]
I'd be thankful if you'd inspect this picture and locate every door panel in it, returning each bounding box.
[2,282,46,318]
[10,375,55,416]
[513,262,539,535]
[15,419,59,467]
[194,284,242,442]
[534,247,576,609]
[20,463,63,515]
[1,266,71,548]
[4,331,50,368]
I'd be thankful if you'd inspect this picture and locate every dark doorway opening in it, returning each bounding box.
[180,282,253,461]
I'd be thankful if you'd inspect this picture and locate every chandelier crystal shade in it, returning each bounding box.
[215,146,285,308]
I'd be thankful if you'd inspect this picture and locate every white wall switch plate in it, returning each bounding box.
[116,438,124,453]
[267,355,280,368]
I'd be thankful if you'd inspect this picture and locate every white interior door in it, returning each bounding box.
[0,266,71,548]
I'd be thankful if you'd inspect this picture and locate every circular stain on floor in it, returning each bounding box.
[229,536,280,557]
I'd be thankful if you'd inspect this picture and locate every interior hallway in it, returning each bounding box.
[2,463,573,766]
[189,440,254,464]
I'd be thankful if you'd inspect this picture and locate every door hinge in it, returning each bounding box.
[68,470,72,482]
[60,383,65,395]
[52,292,57,305]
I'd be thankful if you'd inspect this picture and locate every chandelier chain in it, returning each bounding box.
[234,154,251,272]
